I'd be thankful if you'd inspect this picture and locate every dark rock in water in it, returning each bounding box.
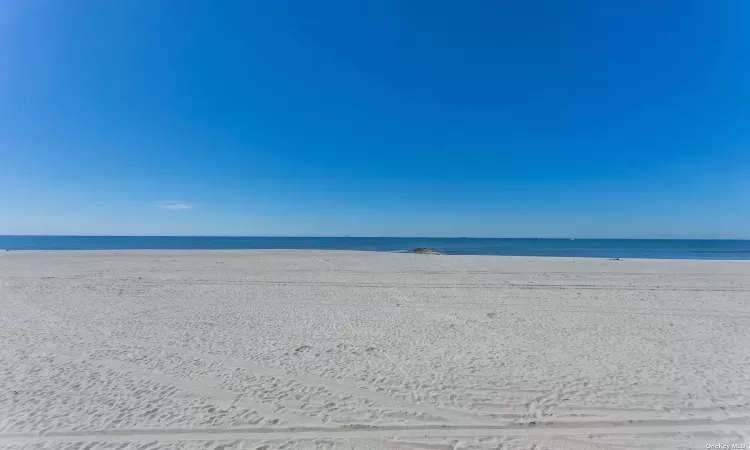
[411,248,442,255]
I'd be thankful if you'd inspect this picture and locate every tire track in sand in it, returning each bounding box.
[0,418,748,445]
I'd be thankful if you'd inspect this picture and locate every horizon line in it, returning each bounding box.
[0,234,748,241]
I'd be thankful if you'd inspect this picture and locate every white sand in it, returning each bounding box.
[1,250,749,449]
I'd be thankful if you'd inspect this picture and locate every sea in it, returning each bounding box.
[0,236,749,260]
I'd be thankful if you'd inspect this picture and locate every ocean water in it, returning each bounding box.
[0,236,749,260]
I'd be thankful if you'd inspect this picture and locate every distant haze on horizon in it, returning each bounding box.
[1,1,749,239]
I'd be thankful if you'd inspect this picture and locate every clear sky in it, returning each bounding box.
[1,0,748,238]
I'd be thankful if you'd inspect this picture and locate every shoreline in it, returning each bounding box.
[3,248,750,263]
[2,236,750,261]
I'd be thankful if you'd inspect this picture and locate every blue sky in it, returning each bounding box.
[1,0,748,238]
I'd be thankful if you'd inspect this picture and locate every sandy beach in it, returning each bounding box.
[1,250,749,449]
